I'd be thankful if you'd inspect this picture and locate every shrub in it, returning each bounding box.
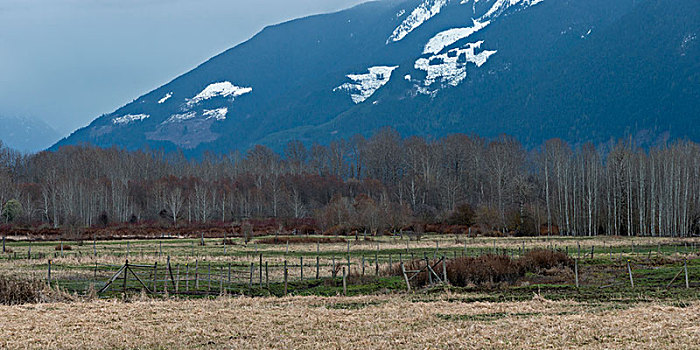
[520,249,573,272]
[0,274,44,305]
[1,199,22,222]
[447,255,525,287]
[447,203,476,226]
[386,249,572,288]
[54,244,72,251]
[388,254,525,288]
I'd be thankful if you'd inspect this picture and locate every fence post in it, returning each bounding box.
[228,263,231,283]
[153,262,158,293]
[166,255,172,293]
[627,260,634,288]
[442,256,448,285]
[185,263,190,292]
[28,242,31,259]
[316,256,320,279]
[208,263,212,292]
[265,261,269,289]
[284,260,288,295]
[685,258,690,289]
[575,259,579,288]
[400,262,410,292]
[123,259,129,296]
[259,254,263,286]
[2,236,4,253]
[300,256,304,281]
[220,266,224,295]
[361,255,365,276]
[342,267,347,296]
[425,256,432,285]
[249,263,254,289]
[175,264,180,294]
[375,255,379,276]
[47,259,52,285]
[590,246,594,259]
[194,260,199,290]
[332,257,337,278]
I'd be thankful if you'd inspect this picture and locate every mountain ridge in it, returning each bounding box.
[51,0,700,154]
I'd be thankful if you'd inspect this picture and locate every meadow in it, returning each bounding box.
[1,234,699,349]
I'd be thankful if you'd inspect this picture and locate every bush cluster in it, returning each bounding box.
[389,249,572,288]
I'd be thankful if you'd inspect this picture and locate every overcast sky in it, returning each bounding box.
[0,0,366,136]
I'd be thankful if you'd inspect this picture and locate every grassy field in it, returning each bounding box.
[1,234,700,349]
[0,235,700,349]
[1,294,699,349]
[1,234,700,298]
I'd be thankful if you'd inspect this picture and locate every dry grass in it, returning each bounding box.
[0,295,698,349]
[0,274,45,305]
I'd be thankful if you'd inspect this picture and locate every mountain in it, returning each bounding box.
[0,115,61,153]
[52,0,700,154]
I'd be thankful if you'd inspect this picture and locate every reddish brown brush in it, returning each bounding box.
[54,244,72,251]
[446,255,525,286]
[386,249,573,288]
[520,249,574,272]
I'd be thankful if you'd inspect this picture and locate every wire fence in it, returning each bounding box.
[1,237,699,297]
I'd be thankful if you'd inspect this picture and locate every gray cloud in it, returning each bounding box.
[0,0,366,136]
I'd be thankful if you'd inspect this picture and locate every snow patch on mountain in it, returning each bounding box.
[203,108,228,121]
[158,92,173,104]
[387,0,448,43]
[334,66,399,104]
[112,114,150,125]
[164,112,196,124]
[186,82,252,107]
[415,41,496,86]
[681,33,697,56]
[423,19,490,54]
[479,0,544,21]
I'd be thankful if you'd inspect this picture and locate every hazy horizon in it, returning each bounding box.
[0,0,366,138]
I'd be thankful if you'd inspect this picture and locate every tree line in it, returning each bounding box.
[0,129,698,237]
